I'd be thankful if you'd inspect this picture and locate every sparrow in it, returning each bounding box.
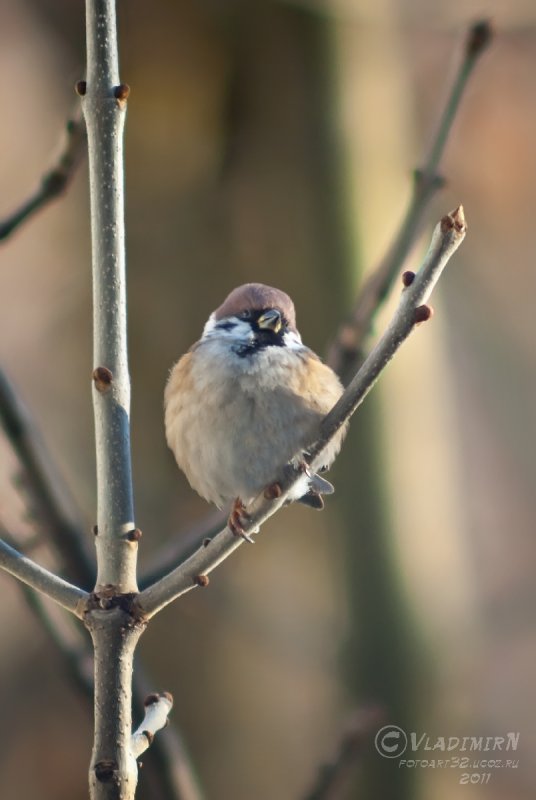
[164,283,347,540]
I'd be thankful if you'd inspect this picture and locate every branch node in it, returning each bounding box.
[414,304,433,323]
[75,80,87,96]
[114,83,130,109]
[144,693,160,707]
[202,537,212,547]
[94,760,117,783]
[92,366,113,392]
[126,528,142,542]
[92,524,99,536]
[193,574,210,588]
[466,19,494,58]
[41,169,68,197]
[413,167,446,192]
[264,482,283,500]
[402,270,415,287]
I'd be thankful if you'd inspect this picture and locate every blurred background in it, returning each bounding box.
[0,0,535,798]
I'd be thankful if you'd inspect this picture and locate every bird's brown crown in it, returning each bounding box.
[214,283,297,332]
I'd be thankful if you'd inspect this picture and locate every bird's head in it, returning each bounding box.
[201,283,303,357]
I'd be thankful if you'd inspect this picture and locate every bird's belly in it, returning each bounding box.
[166,377,318,506]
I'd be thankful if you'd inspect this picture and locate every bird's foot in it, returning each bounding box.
[228,498,255,544]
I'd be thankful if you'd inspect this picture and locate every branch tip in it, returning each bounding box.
[466,19,493,58]
[144,693,160,707]
[441,205,466,235]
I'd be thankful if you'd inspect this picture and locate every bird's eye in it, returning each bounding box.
[238,310,253,321]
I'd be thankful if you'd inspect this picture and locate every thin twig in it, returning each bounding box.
[311,207,466,460]
[139,207,467,620]
[302,707,385,800]
[0,112,86,241]
[0,368,96,588]
[327,20,491,380]
[131,693,174,759]
[132,671,205,800]
[0,535,88,616]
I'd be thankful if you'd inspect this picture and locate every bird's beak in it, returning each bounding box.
[257,309,282,333]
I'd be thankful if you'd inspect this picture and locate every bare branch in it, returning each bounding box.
[131,692,174,759]
[0,535,88,616]
[302,707,385,800]
[311,207,466,461]
[328,20,491,379]
[0,368,95,588]
[83,0,136,593]
[132,672,205,800]
[0,112,86,241]
[0,387,202,800]
[86,606,145,799]
[139,207,467,619]
[81,1,140,797]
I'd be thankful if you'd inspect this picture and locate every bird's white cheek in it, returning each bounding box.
[282,329,303,350]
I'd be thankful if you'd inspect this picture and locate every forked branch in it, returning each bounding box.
[328,20,491,379]
[0,113,86,241]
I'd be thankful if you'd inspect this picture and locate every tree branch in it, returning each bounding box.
[302,707,385,800]
[131,692,174,759]
[0,368,95,588]
[328,20,491,380]
[0,112,86,241]
[0,367,202,797]
[87,606,145,799]
[0,535,88,616]
[83,3,136,594]
[138,207,467,620]
[81,1,141,798]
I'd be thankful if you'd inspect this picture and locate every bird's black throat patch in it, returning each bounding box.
[232,327,285,358]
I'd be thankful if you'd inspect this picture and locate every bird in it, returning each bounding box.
[164,283,347,541]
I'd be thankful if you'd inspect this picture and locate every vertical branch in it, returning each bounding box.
[88,608,144,799]
[82,2,144,799]
[82,0,137,592]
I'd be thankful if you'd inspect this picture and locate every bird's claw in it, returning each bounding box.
[228,498,255,544]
